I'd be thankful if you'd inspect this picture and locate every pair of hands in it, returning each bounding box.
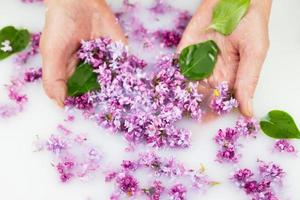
[41,0,272,117]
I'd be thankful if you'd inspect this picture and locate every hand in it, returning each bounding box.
[41,0,127,107]
[178,0,272,117]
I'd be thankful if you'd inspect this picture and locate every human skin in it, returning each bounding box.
[42,0,272,117]
[178,0,272,117]
[41,0,127,107]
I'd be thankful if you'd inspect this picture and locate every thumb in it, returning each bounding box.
[234,47,268,117]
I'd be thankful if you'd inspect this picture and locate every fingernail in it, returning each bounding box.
[56,92,66,108]
[55,81,67,108]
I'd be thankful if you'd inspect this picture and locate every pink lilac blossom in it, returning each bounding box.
[214,117,258,163]
[0,78,27,118]
[24,67,42,82]
[235,116,259,137]
[149,0,172,14]
[154,30,181,48]
[142,180,165,200]
[169,184,187,200]
[210,82,238,115]
[214,128,240,163]
[232,161,285,200]
[116,0,191,56]
[274,140,297,154]
[40,124,102,182]
[105,152,215,199]
[116,173,139,196]
[0,33,42,119]
[65,38,203,149]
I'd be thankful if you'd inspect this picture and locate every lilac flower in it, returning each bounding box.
[232,161,285,200]
[216,146,239,163]
[106,152,215,199]
[24,68,42,82]
[214,116,260,163]
[143,180,165,200]
[232,168,254,185]
[235,116,259,137]
[56,160,75,182]
[154,30,181,48]
[0,104,23,118]
[66,38,203,149]
[258,161,285,183]
[214,128,239,145]
[210,82,238,115]
[149,0,171,14]
[7,79,28,104]
[57,124,72,135]
[121,160,138,172]
[105,171,118,182]
[189,168,212,190]
[214,128,240,163]
[42,126,102,182]
[169,184,187,200]
[274,140,296,153]
[46,134,68,154]
[116,173,139,196]
[175,11,192,33]
[0,40,13,52]
[65,94,93,110]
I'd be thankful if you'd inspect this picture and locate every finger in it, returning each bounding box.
[91,2,128,44]
[41,35,68,107]
[40,28,72,106]
[41,7,80,107]
[234,46,268,117]
[177,0,219,53]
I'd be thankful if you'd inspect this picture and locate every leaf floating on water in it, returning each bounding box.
[0,26,30,60]
[260,110,300,139]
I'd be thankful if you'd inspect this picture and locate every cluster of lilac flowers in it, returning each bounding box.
[274,140,297,154]
[0,78,27,118]
[37,122,103,182]
[215,117,259,163]
[105,152,215,200]
[210,82,238,115]
[0,33,41,118]
[116,0,191,56]
[232,160,285,200]
[65,38,203,149]
[24,67,42,82]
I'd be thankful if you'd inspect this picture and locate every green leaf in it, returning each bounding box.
[0,26,30,60]
[260,110,300,139]
[210,0,250,35]
[179,40,219,81]
[67,63,100,97]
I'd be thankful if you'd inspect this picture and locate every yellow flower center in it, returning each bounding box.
[213,89,220,97]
